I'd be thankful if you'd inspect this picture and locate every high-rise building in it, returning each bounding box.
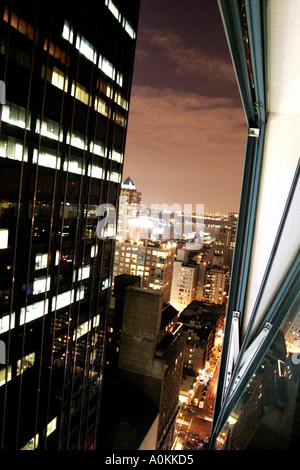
[203,267,230,305]
[117,287,187,450]
[207,227,235,269]
[170,249,199,312]
[117,176,144,240]
[209,0,300,451]
[113,240,176,302]
[0,0,140,450]
[120,176,142,205]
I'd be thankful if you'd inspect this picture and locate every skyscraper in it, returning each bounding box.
[0,0,139,450]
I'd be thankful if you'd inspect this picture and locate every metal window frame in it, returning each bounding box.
[210,0,267,446]
[210,161,300,443]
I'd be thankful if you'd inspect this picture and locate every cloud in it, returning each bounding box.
[139,29,236,84]
[123,85,246,213]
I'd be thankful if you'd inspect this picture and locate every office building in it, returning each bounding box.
[209,0,300,450]
[0,0,140,450]
[113,240,176,302]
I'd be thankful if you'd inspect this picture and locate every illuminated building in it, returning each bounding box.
[209,0,300,450]
[170,249,199,312]
[179,301,225,376]
[203,267,230,305]
[0,0,140,450]
[207,227,236,269]
[120,176,142,204]
[117,176,143,240]
[113,241,176,302]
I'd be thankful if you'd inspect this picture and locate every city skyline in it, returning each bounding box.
[123,0,247,214]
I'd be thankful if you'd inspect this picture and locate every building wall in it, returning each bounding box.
[118,288,164,375]
[170,261,199,312]
[113,241,175,302]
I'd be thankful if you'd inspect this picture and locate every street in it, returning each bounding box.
[173,365,220,450]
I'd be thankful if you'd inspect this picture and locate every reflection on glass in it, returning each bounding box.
[216,296,300,450]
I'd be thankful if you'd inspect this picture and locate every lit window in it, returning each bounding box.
[88,163,103,179]
[73,319,91,340]
[113,110,127,127]
[46,417,57,437]
[52,290,74,312]
[107,171,121,183]
[35,253,48,270]
[122,18,136,39]
[114,91,128,110]
[33,276,51,295]
[76,285,85,301]
[41,65,69,93]
[66,131,87,150]
[93,314,100,328]
[63,155,85,175]
[32,147,61,170]
[116,72,123,87]
[20,299,49,325]
[35,117,63,141]
[62,20,73,44]
[0,136,28,162]
[102,278,111,290]
[0,229,8,249]
[3,7,35,41]
[89,140,105,157]
[21,434,39,450]
[98,55,115,80]
[94,96,109,116]
[0,365,12,387]
[105,0,121,22]
[0,312,15,334]
[75,34,97,64]
[91,244,98,258]
[1,102,31,129]
[97,79,113,99]
[78,265,91,281]
[44,38,68,65]
[109,149,123,163]
[51,66,68,92]
[16,352,35,376]
[71,81,92,106]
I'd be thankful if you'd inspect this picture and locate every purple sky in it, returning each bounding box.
[123,0,247,215]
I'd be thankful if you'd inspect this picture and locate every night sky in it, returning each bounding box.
[123,0,247,215]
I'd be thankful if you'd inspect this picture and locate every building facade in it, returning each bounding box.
[113,240,176,302]
[118,287,187,450]
[170,250,199,312]
[0,0,140,450]
[203,267,230,305]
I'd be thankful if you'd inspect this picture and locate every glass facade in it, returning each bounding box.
[0,0,140,450]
